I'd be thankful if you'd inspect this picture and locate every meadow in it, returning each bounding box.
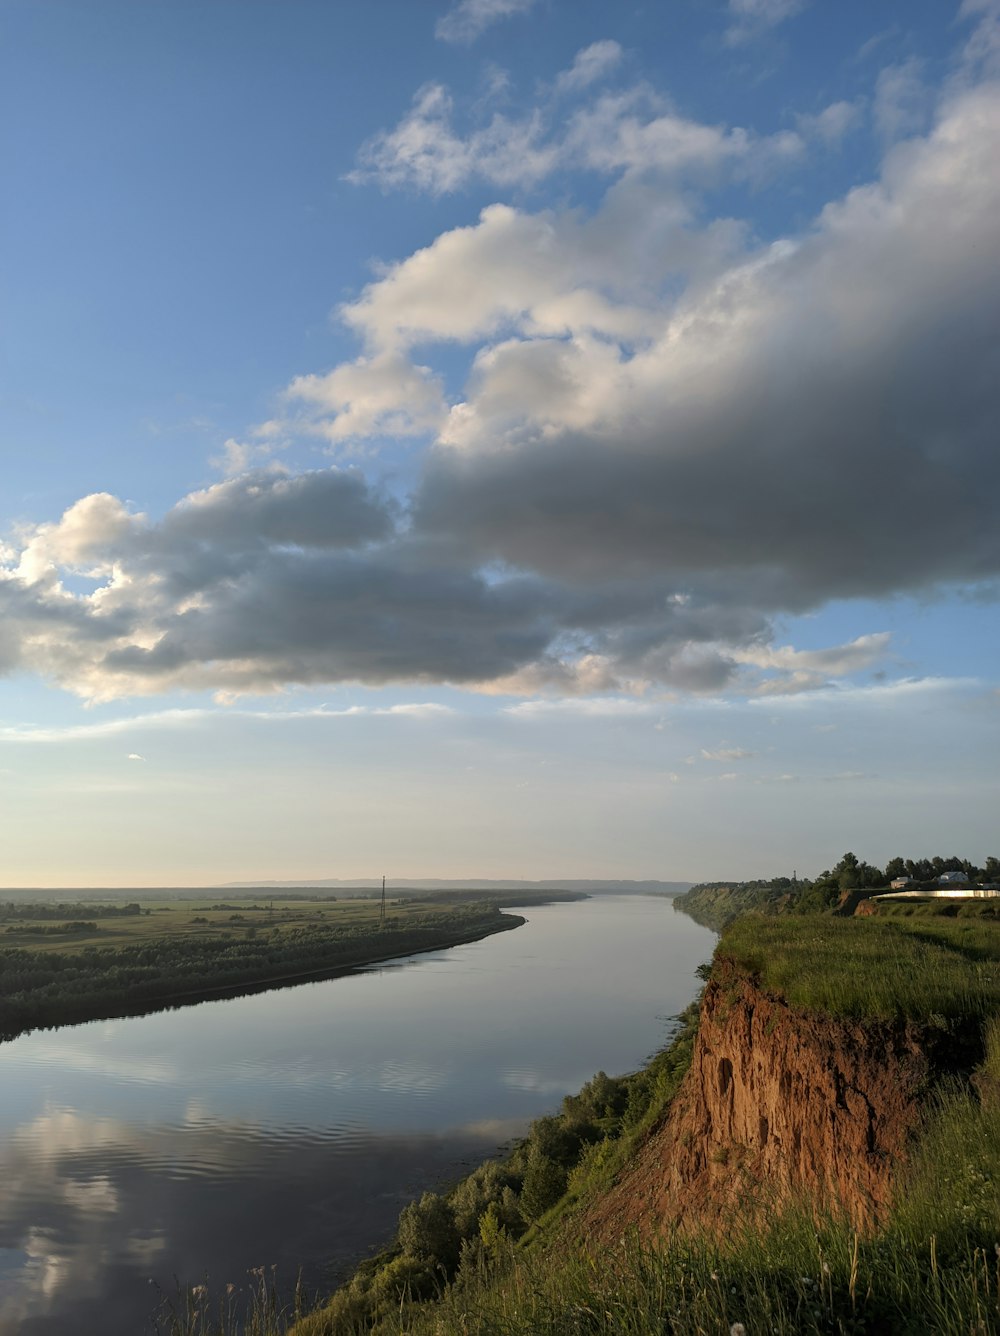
[719,912,1000,1021]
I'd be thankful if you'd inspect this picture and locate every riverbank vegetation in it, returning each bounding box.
[675,849,1000,929]
[0,898,520,1039]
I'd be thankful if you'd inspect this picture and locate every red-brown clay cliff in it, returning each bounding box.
[586,963,960,1244]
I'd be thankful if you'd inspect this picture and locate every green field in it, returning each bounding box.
[0,895,456,953]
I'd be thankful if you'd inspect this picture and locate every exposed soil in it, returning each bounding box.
[585,963,971,1244]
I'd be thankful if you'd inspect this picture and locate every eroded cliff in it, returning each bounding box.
[587,961,970,1243]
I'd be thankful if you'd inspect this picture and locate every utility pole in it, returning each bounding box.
[380,875,386,929]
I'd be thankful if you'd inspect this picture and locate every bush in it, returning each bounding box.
[396,1193,460,1272]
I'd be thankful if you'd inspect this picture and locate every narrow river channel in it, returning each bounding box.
[0,896,715,1334]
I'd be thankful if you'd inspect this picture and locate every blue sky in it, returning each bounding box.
[1,0,998,885]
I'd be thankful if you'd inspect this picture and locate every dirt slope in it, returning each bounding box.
[586,964,962,1243]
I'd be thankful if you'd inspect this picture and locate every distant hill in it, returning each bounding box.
[219,877,693,895]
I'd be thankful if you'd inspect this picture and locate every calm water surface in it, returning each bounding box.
[0,896,714,1334]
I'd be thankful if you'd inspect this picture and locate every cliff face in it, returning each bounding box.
[587,965,958,1243]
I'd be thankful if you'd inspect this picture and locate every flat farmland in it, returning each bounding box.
[0,896,443,954]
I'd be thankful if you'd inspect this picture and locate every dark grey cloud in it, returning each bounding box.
[104,545,560,690]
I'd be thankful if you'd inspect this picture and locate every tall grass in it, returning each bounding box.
[719,914,1000,1020]
[349,1208,1000,1336]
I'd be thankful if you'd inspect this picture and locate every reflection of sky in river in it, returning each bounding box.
[0,898,715,1335]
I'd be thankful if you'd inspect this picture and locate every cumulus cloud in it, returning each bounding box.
[413,84,1000,611]
[0,469,890,702]
[285,353,448,443]
[3,38,999,708]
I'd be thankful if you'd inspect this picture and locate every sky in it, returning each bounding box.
[1,0,998,886]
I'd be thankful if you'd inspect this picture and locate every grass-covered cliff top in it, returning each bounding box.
[718,914,1000,1021]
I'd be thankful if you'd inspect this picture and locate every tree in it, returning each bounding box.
[519,1150,567,1221]
[397,1192,459,1272]
[833,852,860,890]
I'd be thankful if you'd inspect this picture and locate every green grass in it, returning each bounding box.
[718,914,1000,1020]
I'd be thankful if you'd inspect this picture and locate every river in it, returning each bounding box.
[0,895,714,1334]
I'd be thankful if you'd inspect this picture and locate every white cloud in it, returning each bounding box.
[732,633,891,688]
[0,703,458,744]
[505,697,657,719]
[796,99,864,145]
[211,437,280,477]
[874,58,930,143]
[554,40,624,95]
[15,493,143,589]
[350,84,557,196]
[701,747,756,761]
[959,0,1000,79]
[436,0,537,45]
[747,677,984,710]
[285,353,447,443]
[126,753,145,761]
[351,70,804,196]
[725,0,808,45]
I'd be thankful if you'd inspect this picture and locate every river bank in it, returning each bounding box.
[282,907,1000,1335]
[0,899,522,1042]
[0,895,714,1335]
